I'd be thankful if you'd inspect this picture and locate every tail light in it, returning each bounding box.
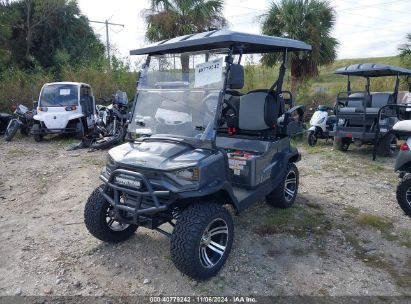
[400,143,409,151]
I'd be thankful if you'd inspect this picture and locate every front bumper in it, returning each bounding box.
[100,168,175,225]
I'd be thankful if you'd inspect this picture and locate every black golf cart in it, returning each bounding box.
[84,30,311,280]
[330,63,411,156]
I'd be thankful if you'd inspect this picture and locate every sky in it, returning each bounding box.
[78,0,411,64]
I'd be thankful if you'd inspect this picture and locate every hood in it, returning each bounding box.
[109,141,210,171]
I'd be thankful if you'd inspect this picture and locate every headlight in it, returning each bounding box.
[107,154,116,167]
[175,167,200,181]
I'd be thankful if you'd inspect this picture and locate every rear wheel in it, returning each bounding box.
[171,203,234,280]
[32,124,43,142]
[84,186,138,243]
[307,130,317,146]
[4,119,19,141]
[334,137,350,151]
[396,175,411,216]
[266,162,299,208]
[377,133,397,157]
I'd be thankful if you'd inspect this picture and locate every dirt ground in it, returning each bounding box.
[0,136,410,297]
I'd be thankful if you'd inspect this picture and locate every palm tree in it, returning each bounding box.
[399,33,411,68]
[261,0,338,98]
[144,0,226,77]
[144,0,226,42]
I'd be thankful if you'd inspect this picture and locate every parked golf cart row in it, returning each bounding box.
[1,83,131,150]
[307,63,411,158]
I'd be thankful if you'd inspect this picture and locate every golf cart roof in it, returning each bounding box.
[130,30,312,56]
[44,82,91,87]
[335,63,411,77]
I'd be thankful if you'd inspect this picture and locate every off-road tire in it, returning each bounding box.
[396,175,411,216]
[170,203,234,280]
[377,133,397,157]
[266,162,299,209]
[307,130,317,146]
[84,186,138,243]
[32,124,43,142]
[334,136,350,151]
[91,125,124,150]
[75,121,85,140]
[4,119,19,141]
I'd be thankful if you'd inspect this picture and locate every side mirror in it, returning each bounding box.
[33,101,38,109]
[226,64,244,90]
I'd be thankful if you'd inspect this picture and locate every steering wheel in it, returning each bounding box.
[221,98,238,123]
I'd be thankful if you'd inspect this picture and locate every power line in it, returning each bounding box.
[89,18,124,65]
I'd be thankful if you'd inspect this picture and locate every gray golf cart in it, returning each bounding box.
[330,63,411,156]
[84,30,311,280]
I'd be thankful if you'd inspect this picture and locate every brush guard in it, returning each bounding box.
[100,169,171,224]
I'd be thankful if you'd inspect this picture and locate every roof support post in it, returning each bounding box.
[347,75,351,93]
[366,77,370,94]
[276,49,288,93]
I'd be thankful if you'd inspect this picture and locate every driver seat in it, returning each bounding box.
[226,89,279,135]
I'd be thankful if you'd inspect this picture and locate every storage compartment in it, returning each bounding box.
[226,150,262,188]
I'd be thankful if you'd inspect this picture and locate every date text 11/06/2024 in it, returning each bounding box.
[149,296,258,303]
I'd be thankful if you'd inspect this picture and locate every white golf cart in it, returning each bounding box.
[32,82,96,142]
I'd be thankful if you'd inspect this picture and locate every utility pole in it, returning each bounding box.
[89,18,124,66]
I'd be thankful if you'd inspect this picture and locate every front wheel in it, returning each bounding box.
[90,124,125,150]
[84,186,138,243]
[32,124,43,142]
[307,130,317,146]
[171,203,234,280]
[396,175,411,216]
[266,162,299,208]
[4,119,19,141]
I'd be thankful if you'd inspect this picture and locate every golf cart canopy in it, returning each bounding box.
[335,63,411,77]
[130,30,312,55]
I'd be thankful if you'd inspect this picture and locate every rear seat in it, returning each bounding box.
[365,92,393,115]
[339,92,368,113]
[338,92,393,117]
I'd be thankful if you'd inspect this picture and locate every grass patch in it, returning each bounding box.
[399,229,411,248]
[365,162,387,174]
[306,202,323,210]
[254,204,331,237]
[291,247,309,256]
[6,148,30,158]
[344,206,361,218]
[83,156,106,167]
[355,214,393,231]
[344,232,411,289]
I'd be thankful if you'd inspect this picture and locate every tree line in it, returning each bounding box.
[0,0,409,111]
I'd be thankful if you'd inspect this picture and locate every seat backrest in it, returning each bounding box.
[238,90,278,131]
[371,92,392,108]
[347,92,368,108]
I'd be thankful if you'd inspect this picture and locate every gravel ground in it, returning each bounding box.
[0,137,410,297]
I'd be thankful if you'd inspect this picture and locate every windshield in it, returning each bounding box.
[39,84,79,107]
[129,49,228,142]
